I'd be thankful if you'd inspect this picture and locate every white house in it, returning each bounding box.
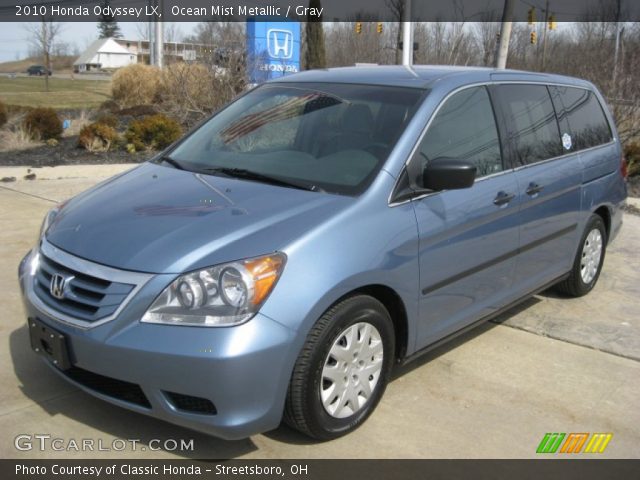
[73,38,137,72]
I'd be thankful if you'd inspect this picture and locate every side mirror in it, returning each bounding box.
[423,157,477,191]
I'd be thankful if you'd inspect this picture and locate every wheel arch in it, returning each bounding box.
[593,204,612,241]
[334,284,410,362]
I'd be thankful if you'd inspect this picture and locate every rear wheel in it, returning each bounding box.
[284,295,395,440]
[555,214,607,297]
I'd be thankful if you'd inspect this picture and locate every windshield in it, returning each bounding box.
[164,82,425,195]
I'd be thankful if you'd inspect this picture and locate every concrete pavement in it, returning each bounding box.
[1,167,638,459]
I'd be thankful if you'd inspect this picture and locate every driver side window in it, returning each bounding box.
[416,86,503,184]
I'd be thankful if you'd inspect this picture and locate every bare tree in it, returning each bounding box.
[385,0,404,64]
[473,10,501,66]
[135,22,150,41]
[164,23,183,43]
[24,20,63,91]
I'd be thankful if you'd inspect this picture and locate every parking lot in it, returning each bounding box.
[1,165,639,459]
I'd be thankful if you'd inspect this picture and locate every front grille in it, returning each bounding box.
[33,254,134,323]
[64,366,151,408]
[164,391,217,415]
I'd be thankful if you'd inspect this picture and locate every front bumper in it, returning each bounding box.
[18,248,297,440]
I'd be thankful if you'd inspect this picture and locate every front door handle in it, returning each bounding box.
[493,191,516,206]
[525,182,545,196]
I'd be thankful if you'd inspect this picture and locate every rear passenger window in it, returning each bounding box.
[496,85,562,165]
[417,86,503,179]
[549,86,613,151]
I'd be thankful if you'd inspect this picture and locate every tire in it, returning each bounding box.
[555,214,607,297]
[284,295,395,440]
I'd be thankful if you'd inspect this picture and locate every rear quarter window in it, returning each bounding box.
[549,86,613,151]
[494,84,563,166]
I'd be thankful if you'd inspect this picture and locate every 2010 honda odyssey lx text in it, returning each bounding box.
[19,66,627,440]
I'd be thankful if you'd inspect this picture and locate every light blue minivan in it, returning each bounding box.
[19,66,627,440]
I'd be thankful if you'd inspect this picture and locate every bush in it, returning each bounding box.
[125,114,182,151]
[116,105,158,117]
[95,113,118,128]
[625,142,640,177]
[111,64,160,108]
[99,99,120,113]
[158,62,245,125]
[23,107,63,140]
[0,125,40,152]
[78,122,119,152]
[158,64,216,120]
[0,100,7,127]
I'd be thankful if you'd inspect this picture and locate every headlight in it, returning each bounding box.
[141,253,286,327]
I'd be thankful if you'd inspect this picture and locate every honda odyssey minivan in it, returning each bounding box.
[19,66,627,440]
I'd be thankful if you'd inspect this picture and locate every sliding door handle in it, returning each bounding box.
[526,182,545,196]
[493,191,516,206]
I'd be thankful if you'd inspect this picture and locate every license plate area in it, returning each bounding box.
[28,317,72,370]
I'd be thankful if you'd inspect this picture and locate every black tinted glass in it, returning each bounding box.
[497,85,562,165]
[549,86,613,151]
[418,86,502,179]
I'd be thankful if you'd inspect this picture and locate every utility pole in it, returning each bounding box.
[401,0,412,66]
[153,0,163,68]
[612,0,623,87]
[541,0,549,70]
[494,0,515,69]
[148,0,154,65]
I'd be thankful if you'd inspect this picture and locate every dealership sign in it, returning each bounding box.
[246,18,301,83]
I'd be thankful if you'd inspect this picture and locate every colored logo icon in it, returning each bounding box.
[536,433,613,454]
[267,29,294,59]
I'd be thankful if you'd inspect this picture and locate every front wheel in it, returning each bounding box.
[284,295,395,440]
[555,214,607,297]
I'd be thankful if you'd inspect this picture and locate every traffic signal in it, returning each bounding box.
[530,31,537,44]
[527,7,536,25]
[355,22,362,34]
[548,15,556,30]
[377,22,383,34]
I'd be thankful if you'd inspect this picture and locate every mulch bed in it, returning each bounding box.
[0,136,153,167]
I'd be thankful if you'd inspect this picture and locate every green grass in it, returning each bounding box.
[0,76,111,109]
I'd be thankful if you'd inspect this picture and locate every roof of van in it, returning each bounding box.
[270,65,592,90]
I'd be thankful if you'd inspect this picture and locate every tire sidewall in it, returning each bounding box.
[574,215,607,294]
[305,297,395,438]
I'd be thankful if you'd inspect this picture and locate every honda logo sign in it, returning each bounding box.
[247,19,300,83]
[267,29,293,59]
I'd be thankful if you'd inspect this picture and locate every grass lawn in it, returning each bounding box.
[0,76,111,109]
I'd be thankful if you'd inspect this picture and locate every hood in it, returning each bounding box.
[46,163,353,273]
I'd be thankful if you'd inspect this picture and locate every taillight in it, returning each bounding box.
[621,152,628,180]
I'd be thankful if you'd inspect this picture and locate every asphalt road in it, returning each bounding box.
[0,165,638,459]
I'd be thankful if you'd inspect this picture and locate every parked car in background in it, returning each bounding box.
[19,66,627,441]
[27,65,51,76]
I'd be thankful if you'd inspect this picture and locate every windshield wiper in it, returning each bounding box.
[158,156,185,170]
[202,167,323,193]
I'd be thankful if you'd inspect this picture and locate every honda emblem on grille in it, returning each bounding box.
[50,274,71,299]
